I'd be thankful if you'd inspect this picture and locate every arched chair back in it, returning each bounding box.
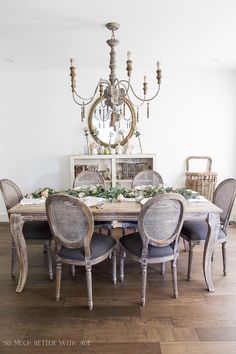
[46,194,94,255]
[132,170,163,188]
[73,171,105,188]
[139,193,185,252]
[0,179,23,213]
[213,178,236,233]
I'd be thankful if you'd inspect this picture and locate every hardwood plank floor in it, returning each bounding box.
[0,222,236,353]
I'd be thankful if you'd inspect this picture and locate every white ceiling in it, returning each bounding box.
[1,0,236,71]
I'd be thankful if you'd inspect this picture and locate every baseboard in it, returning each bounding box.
[0,213,8,222]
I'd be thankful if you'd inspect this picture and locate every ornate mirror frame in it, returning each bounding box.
[88,96,136,148]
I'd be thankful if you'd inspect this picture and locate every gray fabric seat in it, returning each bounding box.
[181,220,225,242]
[23,221,52,240]
[59,233,115,261]
[120,232,174,258]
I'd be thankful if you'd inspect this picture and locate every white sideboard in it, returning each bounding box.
[70,154,156,188]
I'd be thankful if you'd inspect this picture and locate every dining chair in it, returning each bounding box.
[73,170,113,236]
[121,170,164,237]
[132,170,163,188]
[0,179,53,279]
[181,178,236,280]
[73,170,105,188]
[119,193,186,306]
[46,194,116,310]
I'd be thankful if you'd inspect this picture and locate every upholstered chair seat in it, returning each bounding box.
[58,233,115,261]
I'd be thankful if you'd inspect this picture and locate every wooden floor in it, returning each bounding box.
[0,222,236,354]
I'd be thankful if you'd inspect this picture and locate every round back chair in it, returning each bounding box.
[46,194,94,255]
[132,170,163,188]
[212,178,236,233]
[73,171,105,188]
[46,194,116,310]
[0,179,23,213]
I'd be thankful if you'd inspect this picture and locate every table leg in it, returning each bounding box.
[10,214,28,293]
[203,212,220,292]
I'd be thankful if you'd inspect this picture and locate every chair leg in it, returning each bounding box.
[119,248,125,282]
[45,240,53,280]
[160,263,165,274]
[171,260,178,298]
[222,242,226,276]
[183,239,189,251]
[43,242,47,254]
[86,265,93,310]
[11,240,17,278]
[71,265,76,277]
[55,260,62,301]
[187,243,195,281]
[141,259,148,307]
[112,249,117,285]
[211,250,214,262]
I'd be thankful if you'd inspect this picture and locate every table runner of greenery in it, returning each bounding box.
[25,186,199,202]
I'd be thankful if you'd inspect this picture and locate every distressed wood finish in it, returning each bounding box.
[8,200,222,293]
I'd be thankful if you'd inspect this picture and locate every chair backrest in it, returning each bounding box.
[46,194,94,257]
[132,170,163,188]
[0,179,23,213]
[213,178,236,232]
[138,193,185,253]
[73,171,105,188]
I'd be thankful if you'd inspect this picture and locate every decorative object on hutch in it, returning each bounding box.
[69,22,162,147]
[185,156,217,201]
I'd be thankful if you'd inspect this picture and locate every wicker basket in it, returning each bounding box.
[185,156,217,201]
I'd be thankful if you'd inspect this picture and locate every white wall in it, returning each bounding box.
[1,68,236,221]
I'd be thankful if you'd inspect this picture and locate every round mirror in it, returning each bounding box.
[88,96,136,147]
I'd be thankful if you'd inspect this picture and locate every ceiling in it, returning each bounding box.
[1,0,236,71]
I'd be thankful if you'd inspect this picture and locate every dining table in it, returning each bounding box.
[8,198,222,294]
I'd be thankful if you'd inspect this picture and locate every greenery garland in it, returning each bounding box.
[25,185,198,201]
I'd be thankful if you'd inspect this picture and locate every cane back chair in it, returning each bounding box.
[46,194,116,310]
[0,179,53,279]
[119,193,186,306]
[181,178,236,280]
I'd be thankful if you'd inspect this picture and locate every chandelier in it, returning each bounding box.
[69,22,162,128]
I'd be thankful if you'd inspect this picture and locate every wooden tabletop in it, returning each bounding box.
[8,200,222,222]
